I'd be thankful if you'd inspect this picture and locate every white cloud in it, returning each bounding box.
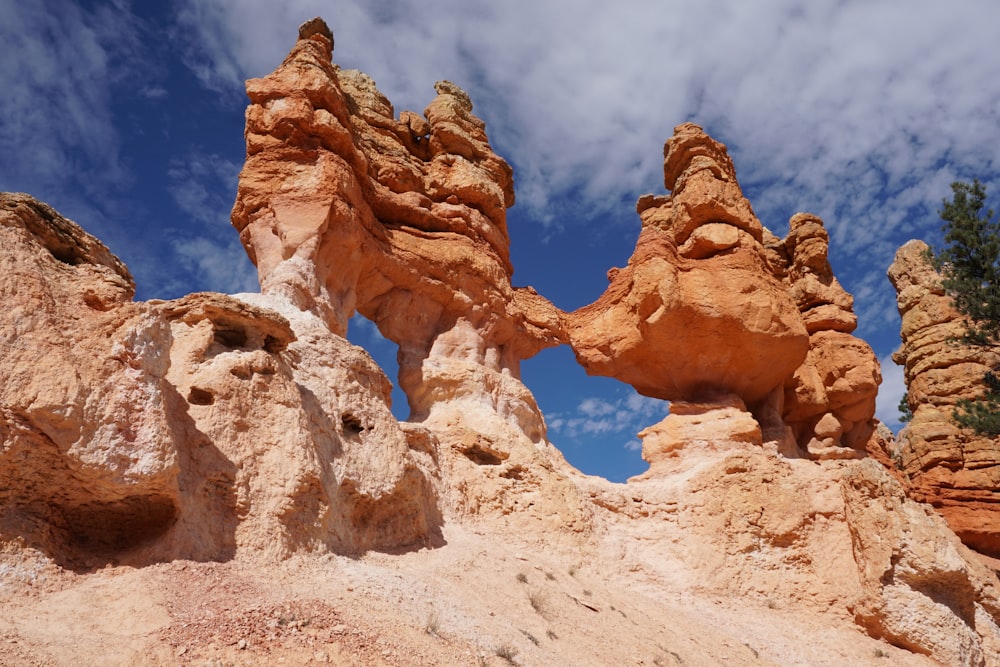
[172,236,258,295]
[171,1,1000,260]
[875,352,907,433]
[162,151,257,295]
[0,1,143,198]
[549,389,669,441]
[167,153,243,227]
[578,397,616,418]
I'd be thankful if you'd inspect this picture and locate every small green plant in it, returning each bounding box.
[495,643,518,664]
[898,392,913,423]
[516,572,528,584]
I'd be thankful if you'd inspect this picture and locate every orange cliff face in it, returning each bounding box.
[889,240,1000,557]
[565,123,880,466]
[230,18,587,536]
[6,17,1000,665]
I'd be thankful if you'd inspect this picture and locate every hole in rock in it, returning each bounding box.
[263,335,283,353]
[500,464,528,480]
[188,387,215,405]
[341,412,364,434]
[504,204,666,483]
[44,239,84,266]
[460,441,506,466]
[345,312,408,420]
[213,326,248,349]
[521,346,669,483]
[60,494,178,561]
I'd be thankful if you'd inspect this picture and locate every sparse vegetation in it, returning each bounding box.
[929,179,1000,433]
[544,571,556,581]
[516,572,528,584]
[874,647,890,658]
[528,589,547,615]
[568,564,578,577]
[424,611,440,637]
[898,391,913,423]
[519,629,539,646]
[494,643,519,664]
[546,629,558,640]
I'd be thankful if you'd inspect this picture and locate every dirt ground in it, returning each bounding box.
[0,521,942,667]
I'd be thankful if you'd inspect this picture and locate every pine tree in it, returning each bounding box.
[930,180,1000,434]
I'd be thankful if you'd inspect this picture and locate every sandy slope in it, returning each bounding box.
[0,523,936,667]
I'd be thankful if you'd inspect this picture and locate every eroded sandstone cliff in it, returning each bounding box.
[889,239,1000,557]
[567,122,881,465]
[2,17,999,666]
[0,192,437,567]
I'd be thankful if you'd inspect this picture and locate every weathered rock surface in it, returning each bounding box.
[889,239,1000,557]
[842,459,1000,667]
[3,18,999,667]
[0,192,436,567]
[770,213,882,459]
[567,124,810,411]
[567,124,880,461]
[230,20,588,534]
[583,445,1000,666]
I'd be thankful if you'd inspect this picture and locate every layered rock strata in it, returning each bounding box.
[772,213,881,459]
[0,192,436,566]
[5,17,1000,665]
[230,19,588,534]
[567,123,880,462]
[567,124,809,409]
[889,239,1000,556]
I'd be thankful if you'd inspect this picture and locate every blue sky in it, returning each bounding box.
[3,0,999,482]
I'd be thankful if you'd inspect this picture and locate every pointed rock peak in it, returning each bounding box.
[298,17,334,48]
[662,123,738,193]
[433,80,473,110]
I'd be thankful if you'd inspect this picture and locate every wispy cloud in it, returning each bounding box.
[547,390,669,443]
[0,1,145,199]
[166,151,257,294]
[875,353,907,433]
[167,153,242,227]
[171,1,1000,352]
[172,236,258,295]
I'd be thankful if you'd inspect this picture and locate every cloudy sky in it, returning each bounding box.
[4,0,998,481]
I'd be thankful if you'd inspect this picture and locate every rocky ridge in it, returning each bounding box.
[1,17,999,667]
[889,240,1000,557]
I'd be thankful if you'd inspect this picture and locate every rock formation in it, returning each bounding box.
[230,18,588,534]
[3,17,1000,666]
[772,212,882,459]
[567,123,880,463]
[567,124,809,409]
[0,192,436,567]
[889,239,1000,557]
